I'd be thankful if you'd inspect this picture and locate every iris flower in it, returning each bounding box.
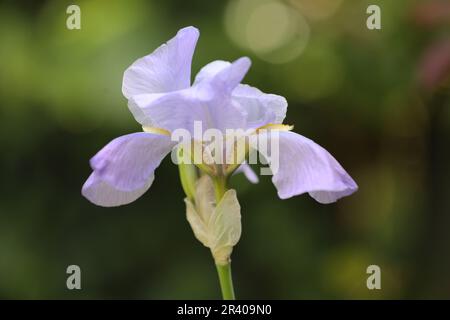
[81,26,357,299]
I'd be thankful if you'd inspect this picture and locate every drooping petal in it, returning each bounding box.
[195,60,287,128]
[82,172,152,207]
[82,132,174,206]
[255,131,357,203]
[122,26,199,98]
[233,162,259,184]
[130,58,251,133]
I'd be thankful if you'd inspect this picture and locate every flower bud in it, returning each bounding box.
[185,175,242,265]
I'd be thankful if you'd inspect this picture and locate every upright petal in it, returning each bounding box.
[130,58,251,133]
[82,132,174,207]
[129,89,213,134]
[193,60,231,84]
[255,131,357,203]
[195,57,251,132]
[195,60,286,129]
[232,84,287,126]
[122,26,199,98]
[202,57,251,95]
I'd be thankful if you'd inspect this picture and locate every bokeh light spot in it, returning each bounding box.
[288,0,343,21]
[246,2,293,54]
[225,0,310,64]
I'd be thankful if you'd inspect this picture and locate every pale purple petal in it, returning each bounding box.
[232,84,287,126]
[82,173,153,207]
[193,60,230,83]
[131,58,251,133]
[122,26,199,98]
[257,131,357,203]
[127,96,157,127]
[194,57,251,131]
[198,58,251,94]
[234,162,259,184]
[129,89,213,134]
[195,60,286,129]
[82,132,174,206]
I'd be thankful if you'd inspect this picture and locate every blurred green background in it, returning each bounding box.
[1,0,450,299]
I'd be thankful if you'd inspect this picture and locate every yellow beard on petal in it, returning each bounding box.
[142,126,171,136]
[255,123,294,134]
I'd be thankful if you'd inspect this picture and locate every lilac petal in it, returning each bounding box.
[193,60,231,84]
[82,132,174,207]
[127,98,154,127]
[195,57,251,132]
[258,131,357,203]
[82,172,153,207]
[122,26,199,98]
[195,60,286,128]
[131,58,251,133]
[201,58,251,95]
[233,162,259,184]
[232,84,287,126]
[128,92,178,128]
[129,90,209,134]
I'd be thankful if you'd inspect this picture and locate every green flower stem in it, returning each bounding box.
[215,263,236,300]
[212,175,236,300]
